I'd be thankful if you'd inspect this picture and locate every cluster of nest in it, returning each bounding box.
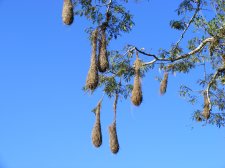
[159,66,212,121]
[62,1,212,153]
[87,26,119,153]
[62,1,118,153]
[91,95,119,154]
[85,26,109,91]
[61,0,216,155]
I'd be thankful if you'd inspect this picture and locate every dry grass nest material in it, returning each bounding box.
[131,59,143,106]
[109,121,119,154]
[86,29,99,91]
[91,101,102,148]
[62,0,74,25]
[202,92,210,119]
[160,72,169,95]
[98,28,109,72]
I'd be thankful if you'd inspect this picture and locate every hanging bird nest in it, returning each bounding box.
[109,121,119,154]
[62,0,74,25]
[91,101,102,148]
[131,59,143,106]
[202,91,210,119]
[98,27,109,73]
[134,58,142,72]
[160,72,169,95]
[86,29,99,91]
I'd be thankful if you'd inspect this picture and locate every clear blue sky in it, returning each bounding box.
[0,0,225,168]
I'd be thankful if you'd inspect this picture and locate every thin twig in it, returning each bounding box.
[173,0,201,50]
[113,93,119,122]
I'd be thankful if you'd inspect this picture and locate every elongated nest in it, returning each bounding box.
[160,72,169,95]
[86,30,99,91]
[109,122,119,154]
[134,59,142,72]
[91,100,102,147]
[98,29,109,72]
[202,92,210,119]
[92,121,102,148]
[131,73,143,106]
[62,0,74,25]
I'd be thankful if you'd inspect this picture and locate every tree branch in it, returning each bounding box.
[142,59,157,66]
[135,37,214,66]
[173,37,214,61]
[205,66,225,111]
[134,47,159,60]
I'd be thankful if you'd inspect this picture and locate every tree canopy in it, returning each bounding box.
[62,0,225,153]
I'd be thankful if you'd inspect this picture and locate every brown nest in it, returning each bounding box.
[62,0,74,25]
[202,92,210,119]
[109,121,119,154]
[160,72,169,95]
[98,28,109,72]
[86,29,99,91]
[91,101,102,148]
[131,59,143,106]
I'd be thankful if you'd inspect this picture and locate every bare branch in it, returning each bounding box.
[135,37,214,66]
[134,47,159,60]
[142,59,157,66]
[174,37,214,61]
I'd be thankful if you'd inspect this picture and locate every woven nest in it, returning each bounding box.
[202,92,210,119]
[91,103,102,147]
[98,28,109,72]
[160,72,169,95]
[62,0,74,25]
[86,30,99,91]
[134,59,142,72]
[92,121,102,147]
[109,122,119,154]
[131,59,143,106]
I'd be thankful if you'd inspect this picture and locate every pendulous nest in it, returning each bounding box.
[91,101,102,148]
[160,72,169,95]
[62,0,74,25]
[98,28,109,72]
[131,59,143,106]
[202,91,210,119]
[109,121,119,154]
[86,29,99,91]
